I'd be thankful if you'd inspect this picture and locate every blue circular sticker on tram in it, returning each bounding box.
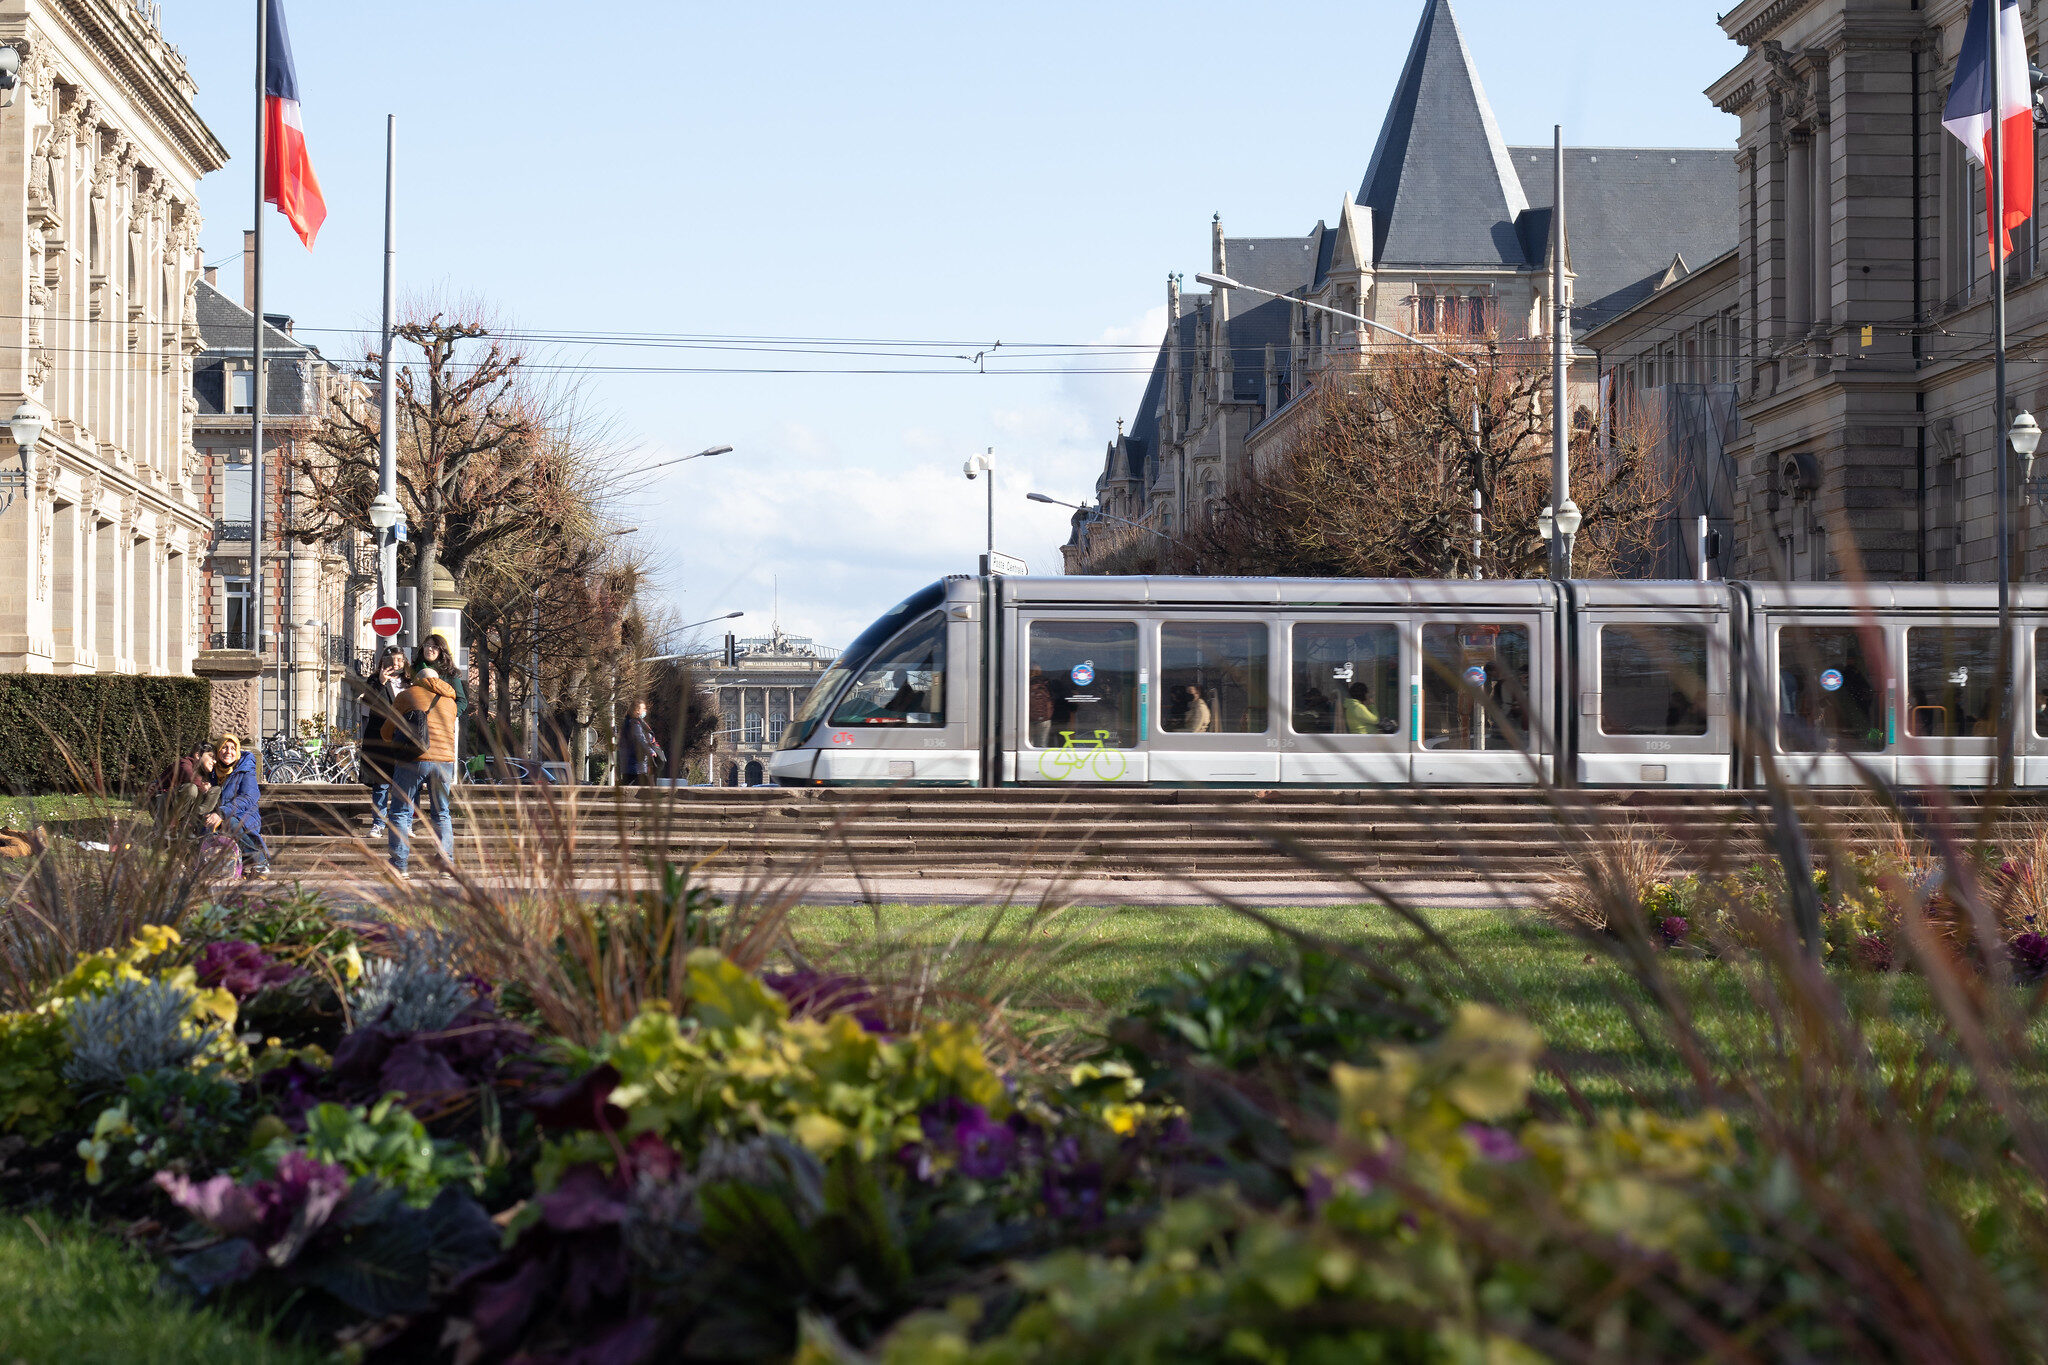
[1464,665,1487,687]
[1071,662,1095,686]
[1820,668,1844,692]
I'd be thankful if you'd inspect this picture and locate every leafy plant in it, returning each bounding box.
[76,1069,254,1189]
[62,979,223,1091]
[252,1096,482,1204]
[350,932,475,1034]
[156,1155,499,1335]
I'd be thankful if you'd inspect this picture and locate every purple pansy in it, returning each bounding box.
[1463,1123,1528,1163]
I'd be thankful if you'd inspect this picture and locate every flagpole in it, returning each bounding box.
[251,0,268,745]
[1993,0,2014,788]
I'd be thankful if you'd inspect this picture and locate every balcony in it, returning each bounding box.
[209,630,255,651]
[213,520,252,543]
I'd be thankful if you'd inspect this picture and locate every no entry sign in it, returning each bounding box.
[371,606,403,638]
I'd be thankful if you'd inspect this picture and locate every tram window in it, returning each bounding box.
[1291,625,1400,736]
[1159,623,1268,734]
[1777,626,1882,753]
[1906,628,1998,739]
[1599,625,1709,736]
[1421,623,1531,751]
[1028,620,1139,749]
[828,611,945,727]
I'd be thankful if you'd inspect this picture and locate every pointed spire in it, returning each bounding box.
[1357,0,1529,268]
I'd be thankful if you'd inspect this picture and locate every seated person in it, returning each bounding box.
[1341,683,1380,735]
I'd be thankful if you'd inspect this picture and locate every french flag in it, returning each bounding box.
[263,0,326,250]
[1942,0,2035,257]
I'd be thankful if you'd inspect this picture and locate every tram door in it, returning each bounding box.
[1575,610,1731,788]
[1769,617,1896,786]
[1894,618,2002,787]
[1412,614,1550,785]
[1278,618,1410,785]
[1012,615,1149,785]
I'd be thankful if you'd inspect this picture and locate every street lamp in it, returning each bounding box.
[964,448,994,568]
[628,443,733,478]
[1554,500,1583,575]
[0,399,39,516]
[645,612,746,663]
[1028,491,1183,546]
[0,47,22,110]
[2013,410,2044,496]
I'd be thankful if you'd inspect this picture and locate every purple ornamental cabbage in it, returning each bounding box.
[2011,931,2048,981]
[760,969,891,1034]
[194,940,305,1000]
[155,1150,351,1254]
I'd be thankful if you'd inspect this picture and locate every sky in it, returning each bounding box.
[162,0,1742,653]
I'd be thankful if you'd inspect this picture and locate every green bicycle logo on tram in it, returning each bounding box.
[1036,729,1128,782]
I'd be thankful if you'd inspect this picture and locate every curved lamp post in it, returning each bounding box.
[0,400,43,516]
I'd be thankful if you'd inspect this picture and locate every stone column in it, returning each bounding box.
[1787,130,1813,340]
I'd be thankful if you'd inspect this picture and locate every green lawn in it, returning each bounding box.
[0,794,137,829]
[788,901,2048,1113]
[0,1216,323,1365]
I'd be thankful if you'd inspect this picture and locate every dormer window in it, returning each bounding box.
[1418,293,1490,337]
[230,369,255,415]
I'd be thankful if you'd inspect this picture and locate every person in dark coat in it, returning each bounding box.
[358,646,411,836]
[621,700,666,786]
[203,735,269,877]
[148,742,218,829]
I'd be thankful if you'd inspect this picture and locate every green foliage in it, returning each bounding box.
[1109,948,1437,1084]
[0,674,211,794]
[0,927,240,1142]
[77,1070,255,1189]
[253,1096,483,1204]
[187,885,364,976]
[545,949,1006,1180]
[0,1214,325,1364]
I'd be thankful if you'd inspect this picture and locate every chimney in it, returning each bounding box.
[203,266,217,289]
[242,229,256,311]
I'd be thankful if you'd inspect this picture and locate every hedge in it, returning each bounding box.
[0,676,213,795]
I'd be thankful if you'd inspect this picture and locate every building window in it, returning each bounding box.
[1415,293,1487,336]
[1417,294,1438,334]
[223,578,252,651]
[222,450,253,529]
[230,370,255,415]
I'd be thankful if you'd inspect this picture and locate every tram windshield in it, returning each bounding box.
[781,581,947,748]
[1160,622,1268,733]
[1906,627,1997,739]
[1599,625,1709,736]
[1420,623,1530,751]
[1292,624,1401,735]
[829,611,945,726]
[1778,626,1883,753]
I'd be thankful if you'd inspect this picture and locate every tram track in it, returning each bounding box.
[258,784,2048,885]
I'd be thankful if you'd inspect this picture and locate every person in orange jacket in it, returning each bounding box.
[383,664,460,878]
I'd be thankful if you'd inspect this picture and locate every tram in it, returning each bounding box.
[763,575,2048,790]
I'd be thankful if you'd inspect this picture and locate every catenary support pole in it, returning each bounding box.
[378,115,398,613]
[1550,125,1569,582]
[251,0,268,741]
[1993,8,2015,788]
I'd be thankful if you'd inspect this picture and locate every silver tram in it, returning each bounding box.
[763,575,2048,790]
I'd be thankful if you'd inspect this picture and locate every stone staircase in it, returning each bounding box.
[258,785,2048,884]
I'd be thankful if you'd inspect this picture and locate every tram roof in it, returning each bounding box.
[995,576,1559,608]
[1742,582,2048,612]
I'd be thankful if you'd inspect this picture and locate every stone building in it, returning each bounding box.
[695,629,837,786]
[0,1,226,677]
[189,265,372,742]
[1065,0,1734,572]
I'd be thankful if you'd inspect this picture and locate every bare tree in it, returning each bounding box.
[1116,341,1668,581]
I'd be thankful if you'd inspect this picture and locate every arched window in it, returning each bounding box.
[88,204,99,272]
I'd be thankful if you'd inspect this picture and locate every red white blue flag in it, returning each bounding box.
[1942,0,2034,256]
[263,0,325,249]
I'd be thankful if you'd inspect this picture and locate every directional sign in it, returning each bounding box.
[371,605,403,638]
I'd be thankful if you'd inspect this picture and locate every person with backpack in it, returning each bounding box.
[383,663,461,878]
[358,646,410,837]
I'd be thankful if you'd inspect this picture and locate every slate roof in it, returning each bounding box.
[192,280,317,418]
[1357,0,1529,270]
[1510,146,1737,334]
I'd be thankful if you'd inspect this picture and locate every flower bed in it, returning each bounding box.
[0,859,2042,1363]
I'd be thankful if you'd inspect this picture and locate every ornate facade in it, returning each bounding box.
[0,1,226,675]
[1065,0,1734,573]
[697,630,838,787]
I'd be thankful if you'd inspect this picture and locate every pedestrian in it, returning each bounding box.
[147,740,216,815]
[358,646,411,837]
[621,699,666,787]
[203,734,270,878]
[415,634,469,720]
[384,662,460,879]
